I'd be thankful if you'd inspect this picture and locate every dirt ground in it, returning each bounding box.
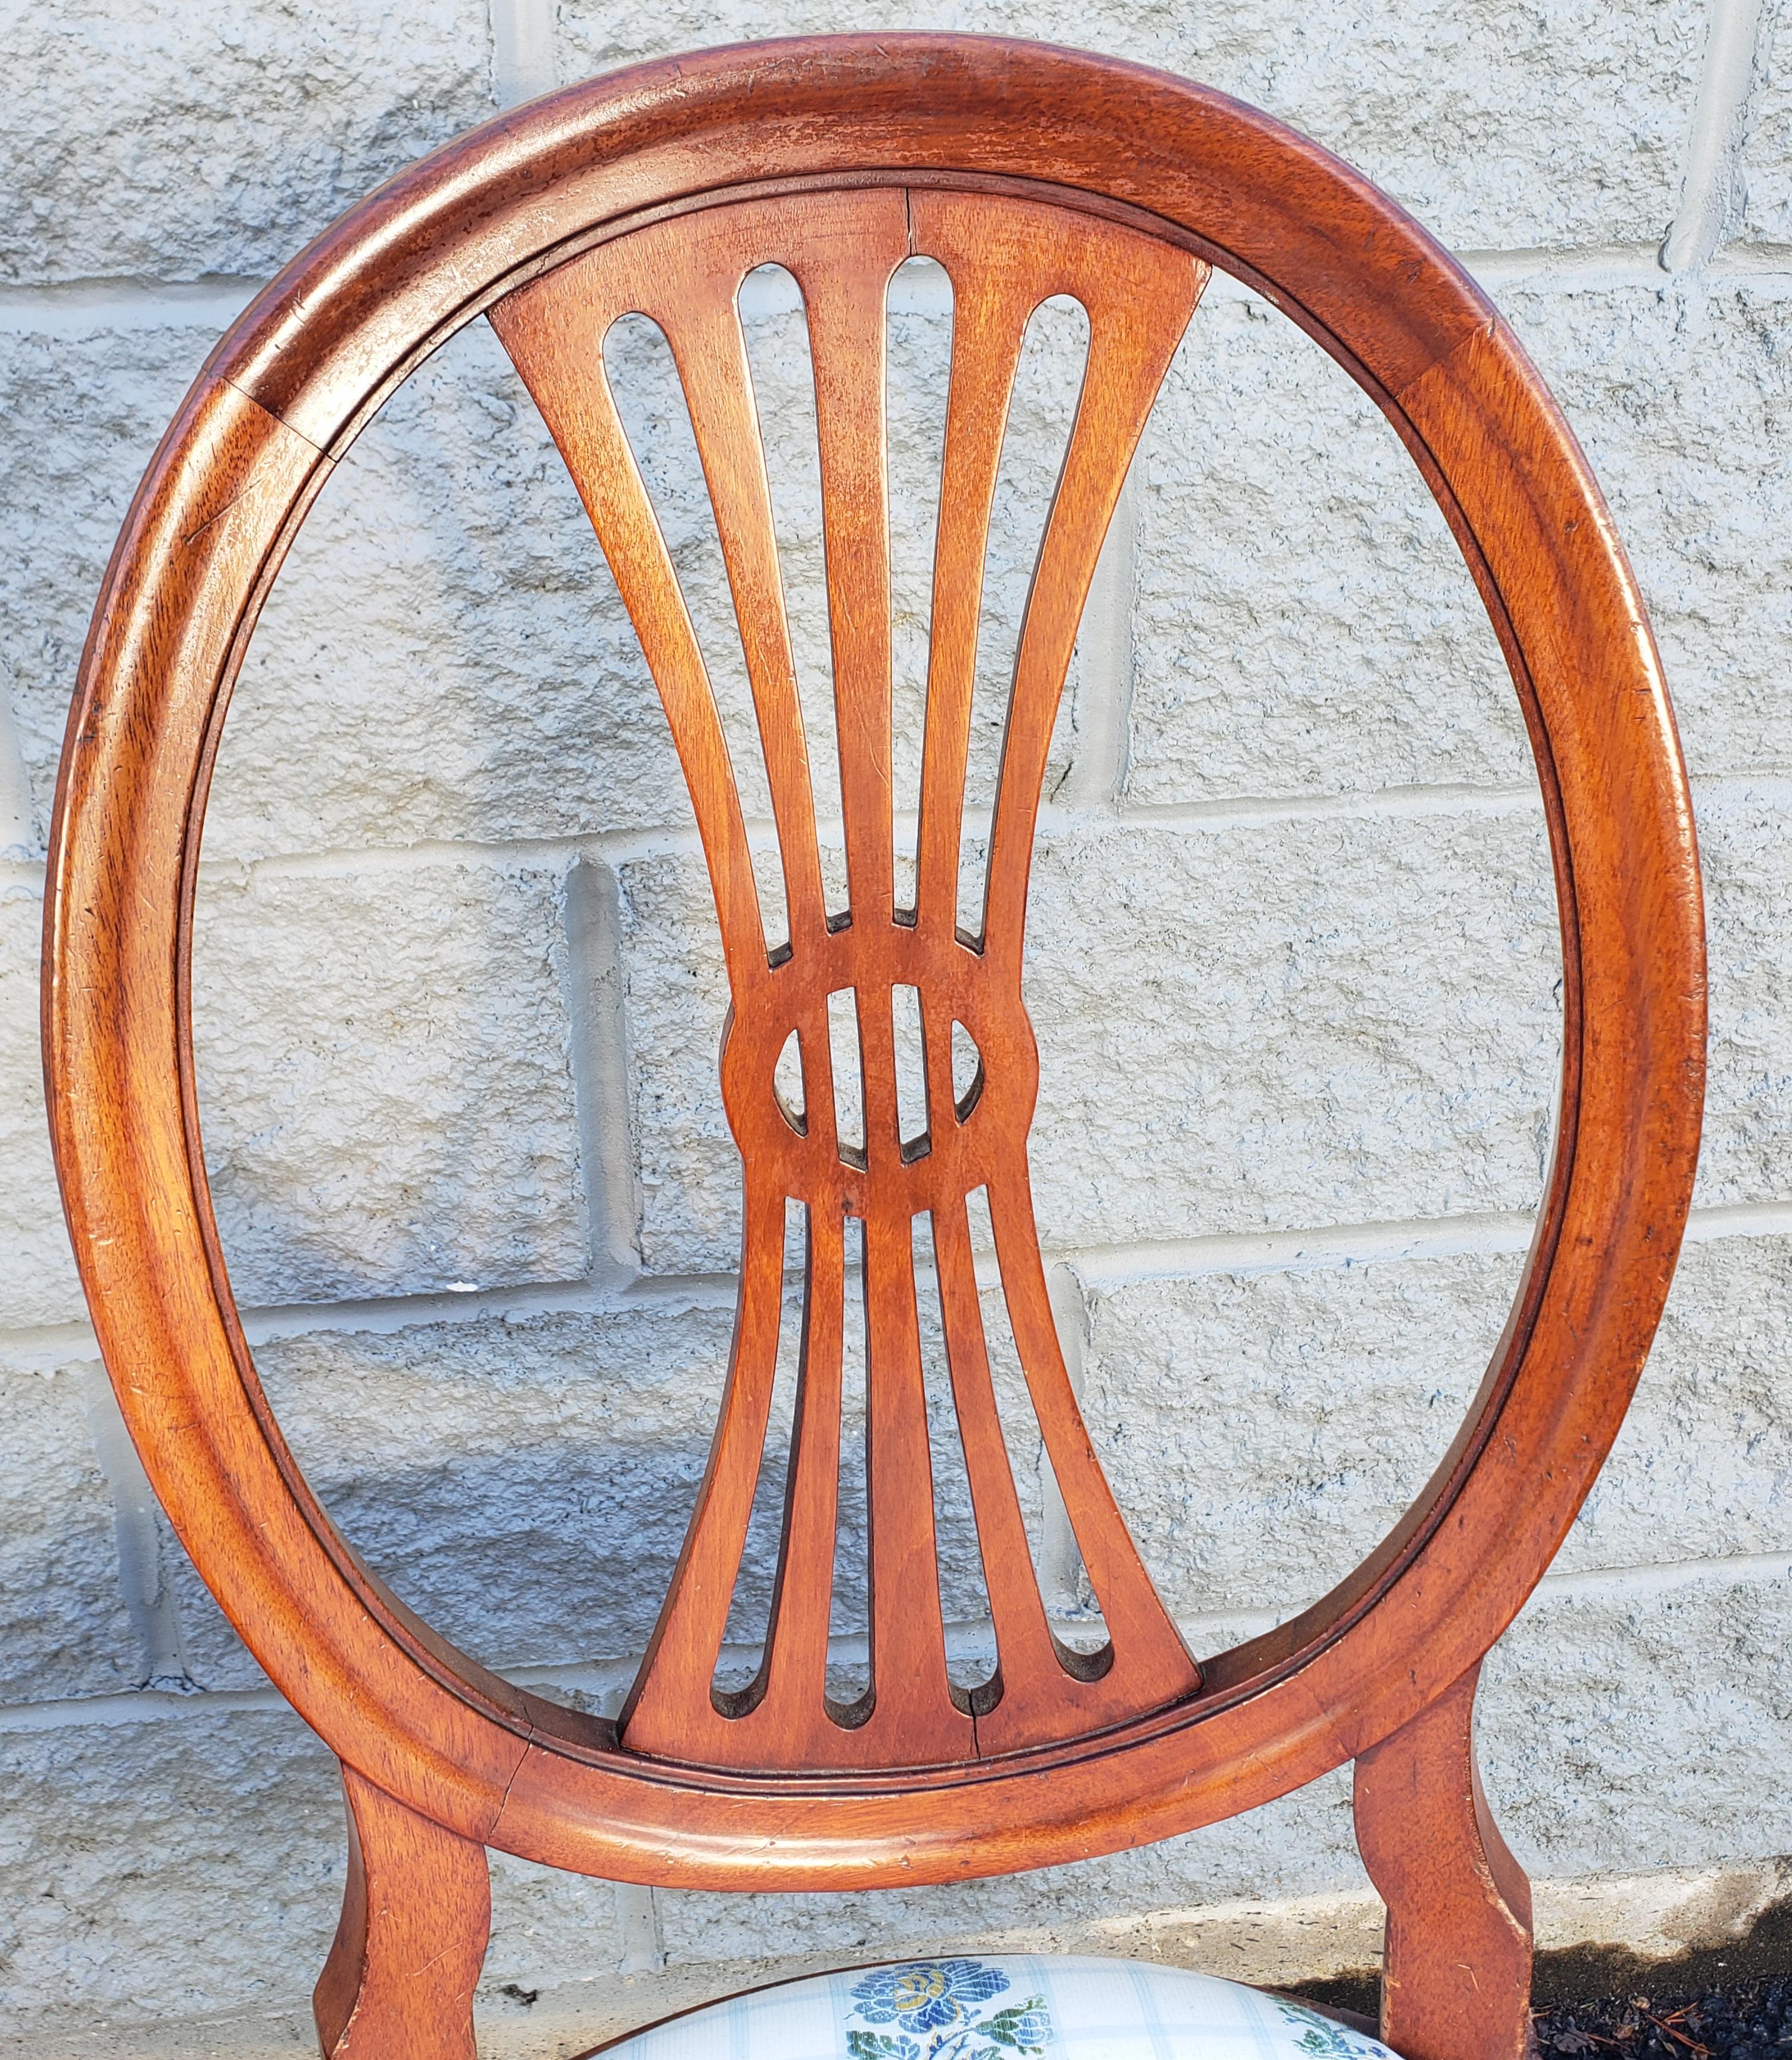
[1532,1978,1792,2058]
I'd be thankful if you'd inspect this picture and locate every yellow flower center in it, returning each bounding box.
[894,1968,948,2011]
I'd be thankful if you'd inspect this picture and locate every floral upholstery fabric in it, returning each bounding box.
[602,1953,1404,2058]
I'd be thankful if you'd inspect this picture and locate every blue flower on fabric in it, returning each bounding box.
[851,1961,1012,2035]
[1274,1999,1392,2058]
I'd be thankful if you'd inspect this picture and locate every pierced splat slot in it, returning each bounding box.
[913,1211,996,1713]
[956,293,1092,949]
[967,1185,1115,1683]
[887,254,954,925]
[827,1213,873,1720]
[711,1198,807,1719]
[827,989,866,1166]
[737,262,850,944]
[599,309,793,963]
[773,1027,806,1134]
[952,1019,985,1121]
[892,984,930,1160]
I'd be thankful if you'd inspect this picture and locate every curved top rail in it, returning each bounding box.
[207,35,1490,454]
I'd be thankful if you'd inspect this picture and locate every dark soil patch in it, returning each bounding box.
[1533,1979,1792,2058]
[1291,1895,1792,2045]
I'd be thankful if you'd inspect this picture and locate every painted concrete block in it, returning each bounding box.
[1128,288,1529,808]
[1692,786,1792,1211]
[1132,271,1792,808]
[618,801,1560,1275]
[0,293,1078,873]
[0,9,1785,2043]
[157,1265,1051,1696]
[1564,1231,1792,1573]
[0,1358,137,1703]
[1077,1250,1515,1623]
[0,1703,627,2034]
[165,1302,740,1687]
[3,0,494,286]
[188,858,585,1307]
[557,0,1700,255]
[0,1562,1782,2032]
[1076,1232,1792,1623]
[1483,1561,1792,1877]
[0,318,216,850]
[0,882,87,1329]
[1741,5,1792,244]
[212,320,681,865]
[1496,276,1792,783]
[0,1695,1343,2029]
[0,1707,340,2029]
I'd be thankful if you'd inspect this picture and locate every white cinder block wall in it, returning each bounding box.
[4,1,1792,2053]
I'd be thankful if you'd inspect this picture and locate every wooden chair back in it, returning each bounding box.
[41,36,1705,2060]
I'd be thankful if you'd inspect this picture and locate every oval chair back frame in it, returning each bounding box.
[41,36,1706,2060]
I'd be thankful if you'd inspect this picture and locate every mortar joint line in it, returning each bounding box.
[12,242,1782,336]
[489,0,557,110]
[11,1195,1792,1371]
[5,1550,1789,1734]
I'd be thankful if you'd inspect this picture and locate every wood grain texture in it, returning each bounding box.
[44,37,1704,1918]
[1355,1667,1532,2060]
[489,187,1204,1771]
[315,1764,491,2060]
[206,36,1499,456]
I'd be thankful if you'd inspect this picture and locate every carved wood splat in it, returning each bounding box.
[492,186,1205,1770]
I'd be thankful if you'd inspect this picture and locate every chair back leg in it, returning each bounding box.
[313,1764,491,2060]
[1355,1666,1534,2060]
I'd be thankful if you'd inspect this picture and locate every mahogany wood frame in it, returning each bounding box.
[42,36,1705,2060]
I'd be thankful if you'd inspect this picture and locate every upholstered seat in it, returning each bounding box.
[596,1957,1395,2059]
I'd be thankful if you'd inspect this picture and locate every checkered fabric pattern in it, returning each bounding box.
[604,1953,1402,2058]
